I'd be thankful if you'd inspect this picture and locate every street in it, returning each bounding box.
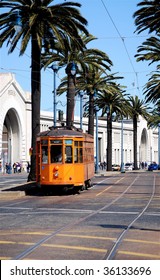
[0,171,159,260]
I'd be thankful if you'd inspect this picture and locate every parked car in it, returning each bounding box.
[124,163,134,171]
[112,164,121,171]
[148,162,159,171]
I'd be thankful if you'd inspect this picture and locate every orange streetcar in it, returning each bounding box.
[36,126,94,191]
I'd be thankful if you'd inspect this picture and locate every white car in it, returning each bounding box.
[124,163,134,171]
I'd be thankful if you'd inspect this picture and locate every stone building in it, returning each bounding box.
[0,73,159,172]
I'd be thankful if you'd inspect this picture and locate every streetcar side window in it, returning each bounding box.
[42,146,48,164]
[74,141,83,163]
[74,147,78,163]
[84,142,94,163]
[51,145,62,163]
[65,146,72,163]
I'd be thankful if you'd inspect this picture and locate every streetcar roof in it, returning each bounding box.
[37,126,93,139]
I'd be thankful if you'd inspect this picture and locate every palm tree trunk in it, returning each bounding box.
[66,74,76,128]
[28,34,41,181]
[107,113,112,171]
[88,93,94,136]
[133,115,138,170]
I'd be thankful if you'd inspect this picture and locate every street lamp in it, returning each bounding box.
[95,106,99,174]
[158,123,160,166]
[65,62,78,127]
[50,63,59,128]
[79,91,84,130]
[9,137,12,164]
[13,11,22,33]
[106,106,110,170]
[66,62,77,76]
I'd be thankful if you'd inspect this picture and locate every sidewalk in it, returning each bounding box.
[0,171,34,196]
[94,168,153,176]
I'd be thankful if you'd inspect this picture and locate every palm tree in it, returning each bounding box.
[135,37,160,65]
[95,88,127,171]
[143,68,160,104]
[43,34,112,70]
[81,67,114,136]
[147,110,160,128]
[133,0,160,107]
[147,106,160,128]
[133,0,160,34]
[56,67,112,134]
[42,33,113,131]
[0,0,89,180]
[134,37,160,105]
[127,95,150,170]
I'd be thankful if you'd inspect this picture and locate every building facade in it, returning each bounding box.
[0,73,159,172]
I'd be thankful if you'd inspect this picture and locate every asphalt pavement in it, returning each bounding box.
[0,168,157,195]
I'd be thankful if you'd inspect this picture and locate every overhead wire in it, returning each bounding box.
[1,28,150,85]
[1,1,149,103]
[100,0,141,94]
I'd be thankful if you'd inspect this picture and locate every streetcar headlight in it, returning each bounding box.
[54,172,59,177]
[54,166,59,171]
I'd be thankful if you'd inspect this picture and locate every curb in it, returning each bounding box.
[94,169,159,177]
[0,181,36,197]
[0,190,26,197]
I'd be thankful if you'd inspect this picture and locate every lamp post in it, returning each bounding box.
[158,124,160,166]
[150,146,152,164]
[9,137,12,165]
[50,63,59,128]
[65,62,78,128]
[95,106,99,174]
[13,11,22,33]
[120,118,125,173]
[79,91,84,130]
[106,106,111,171]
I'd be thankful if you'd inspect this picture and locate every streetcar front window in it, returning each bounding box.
[51,145,62,163]
[65,146,72,163]
[42,146,48,163]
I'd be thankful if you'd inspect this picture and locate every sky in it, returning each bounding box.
[0,0,156,117]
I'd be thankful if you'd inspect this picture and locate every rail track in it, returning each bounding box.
[0,172,159,260]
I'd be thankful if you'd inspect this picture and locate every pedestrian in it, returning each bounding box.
[13,162,17,173]
[27,162,30,173]
[5,163,9,173]
[7,163,12,174]
[16,162,21,173]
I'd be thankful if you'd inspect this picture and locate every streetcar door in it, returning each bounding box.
[36,140,41,183]
[41,139,49,182]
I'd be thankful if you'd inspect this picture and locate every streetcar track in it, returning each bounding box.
[13,174,139,260]
[0,173,159,260]
[105,174,156,260]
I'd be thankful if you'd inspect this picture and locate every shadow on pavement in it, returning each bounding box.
[1,182,82,196]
